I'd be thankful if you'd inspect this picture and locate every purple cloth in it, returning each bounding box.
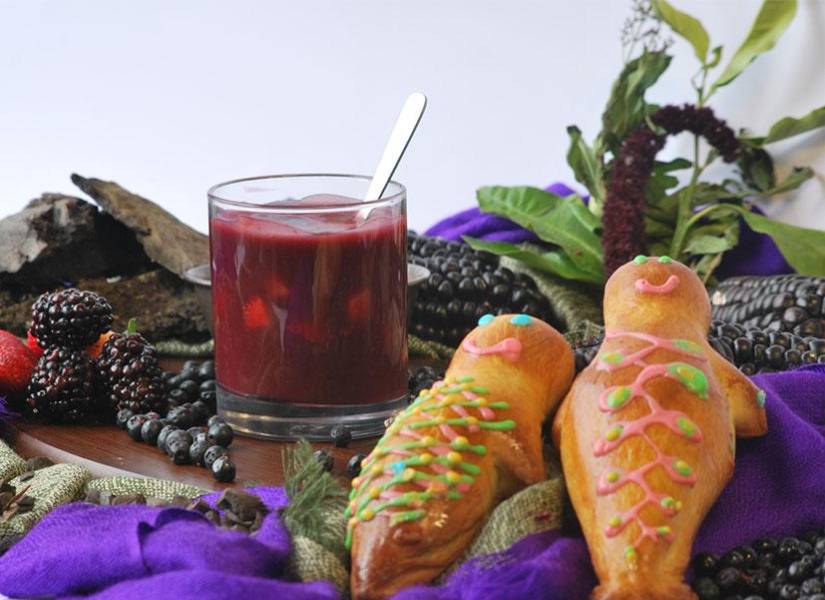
[425,184,792,278]
[3,367,825,599]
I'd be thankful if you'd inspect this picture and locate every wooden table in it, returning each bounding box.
[5,356,443,491]
[6,421,375,491]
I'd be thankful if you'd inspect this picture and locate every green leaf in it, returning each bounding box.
[707,45,723,69]
[690,182,740,205]
[685,234,734,254]
[653,0,709,64]
[730,206,825,276]
[566,125,606,211]
[710,0,797,92]
[475,186,605,281]
[463,237,603,285]
[760,166,814,196]
[737,145,776,192]
[747,105,825,145]
[598,51,672,154]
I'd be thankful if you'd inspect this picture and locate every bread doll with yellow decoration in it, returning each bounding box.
[346,313,575,600]
[552,256,767,600]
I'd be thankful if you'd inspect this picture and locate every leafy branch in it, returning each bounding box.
[473,0,825,286]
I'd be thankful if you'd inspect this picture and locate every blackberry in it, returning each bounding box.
[26,347,97,423]
[408,232,555,346]
[31,289,113,349]
[96,320,166,415]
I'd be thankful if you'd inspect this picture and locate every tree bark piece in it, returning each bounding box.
[71,174,208,277]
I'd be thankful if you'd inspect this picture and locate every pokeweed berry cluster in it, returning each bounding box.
[601,103,740,276]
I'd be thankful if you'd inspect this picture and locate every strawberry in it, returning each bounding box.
[85,330,115,359]
[26,330,44,359]
[243,296,271,330]
[0,332,36,398]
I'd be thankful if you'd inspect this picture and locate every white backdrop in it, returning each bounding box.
[0,0,823,233]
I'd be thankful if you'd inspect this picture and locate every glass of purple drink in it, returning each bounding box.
[208,174,408,440]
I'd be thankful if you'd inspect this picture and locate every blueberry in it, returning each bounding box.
[126,415,148,442]
[199,380,216,393]
[164,430,193,455]
[116,408,134,429]
[197,361,215,381]
[208,415,225,427]
[211,455,236,483]
[203,445,228,469]
[199,390,217,409]
[779,583,800,599]
[347,453,366,478]
[168,440,192,465]
[207,422,234,448]
[187,426,206,439]
[157,425,178,450]
[178,379,200,400]
[168,388,189,407]
[167,406,194,429]
[330,425,352,448]
[191,401,209,425]
[189,435,210,466]
[140,419,163,444]
[313,449,333,472]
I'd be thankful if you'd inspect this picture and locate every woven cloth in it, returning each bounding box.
[85,476,206,501]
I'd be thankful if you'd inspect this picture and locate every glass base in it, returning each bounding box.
[216,384,408,441]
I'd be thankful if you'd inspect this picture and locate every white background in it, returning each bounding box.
[0,0,823,233]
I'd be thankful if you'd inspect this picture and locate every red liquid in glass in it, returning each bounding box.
[209,195,408,406]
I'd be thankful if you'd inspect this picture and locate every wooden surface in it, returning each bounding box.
[5,356,443,491]
[6,421,375,491]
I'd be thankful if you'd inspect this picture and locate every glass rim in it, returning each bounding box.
[207,173,406,212]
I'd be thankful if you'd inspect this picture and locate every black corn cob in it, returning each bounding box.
[408,232,556,346]
[711,275,825,337]
[572,319,825,375]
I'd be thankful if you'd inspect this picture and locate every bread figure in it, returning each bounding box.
[553,256,767,600]
[347,313,575,600]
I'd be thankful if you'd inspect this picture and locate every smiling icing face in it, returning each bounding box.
[604,256,711,335]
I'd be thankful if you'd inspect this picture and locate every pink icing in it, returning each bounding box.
[462,337,522,361]
[634,274,680,294]
[593,329,709,557]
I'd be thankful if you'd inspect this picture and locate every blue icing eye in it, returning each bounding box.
[478,314,495,326]
[510,314,533,326]
[756,389,766,408]
[391,462,406,475]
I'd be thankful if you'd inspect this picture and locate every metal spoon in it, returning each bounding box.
[362,92,427,214]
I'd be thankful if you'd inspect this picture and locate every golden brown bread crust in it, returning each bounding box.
[553,257,767,600]
[348,314,574,600]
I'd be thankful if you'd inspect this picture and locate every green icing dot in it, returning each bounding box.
[599,351,625,365]
[658,255,672,264]
[676,416,698,437]
[633,255,648,265]
[673,459,693,477]
[605,425,623,442]
[673,339,703,354]
[660,496,676,510]
[624,545,637,560]
[606,387,632,409]
[757,389,766,408]
[667,362,709,398]
[457,375,474,383]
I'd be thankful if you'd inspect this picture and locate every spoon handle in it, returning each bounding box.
[364,92,427,202]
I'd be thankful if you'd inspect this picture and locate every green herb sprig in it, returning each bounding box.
[468,0,825,286]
